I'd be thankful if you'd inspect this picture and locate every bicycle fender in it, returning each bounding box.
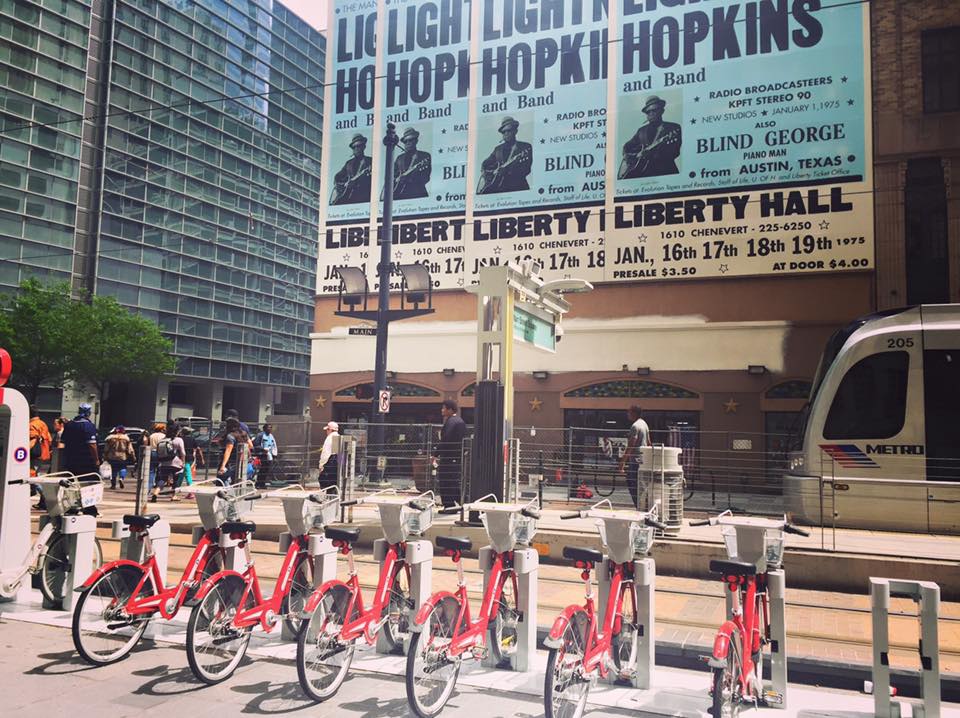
[710,620,739,669]
[414,591,458,626]
[544,604,586,649]
[189,569,246,604]
[80,559,143,589]
[303,579,350,614]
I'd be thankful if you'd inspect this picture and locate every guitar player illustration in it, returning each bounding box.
[618,96,682,180]
[392,127,432,200]
[478,116,533,194]
[330,134,372,205]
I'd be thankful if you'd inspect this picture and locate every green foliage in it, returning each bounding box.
[0,280,176,403]
[70,293,177,397]
[0,279,76,404]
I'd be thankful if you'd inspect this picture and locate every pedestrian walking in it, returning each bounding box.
[618,404,651,509]
[317,421,340,490]
[217,417,252,486]
[180,426,203,497]
[144,423,166,494]
[61,403,100,478]
[433,400,466,508]
[253,423,278,488]
[28,408,52,476]
[151,422,185,502]
[103,425,136,489]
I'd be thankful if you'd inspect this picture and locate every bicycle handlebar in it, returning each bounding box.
[645,517,668,530]
[407,500,431,510]
[521,507,541,520]
[783,524,810,537]
[560,511,582,520]
[689,518,711,527]
[340,499,359,507]
[438,505,462,515]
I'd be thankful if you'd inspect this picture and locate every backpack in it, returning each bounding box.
[252,432,264,450]
[156,437,174,461]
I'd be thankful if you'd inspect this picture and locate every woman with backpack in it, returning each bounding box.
[151,422,186,502]
[217,417,252,486]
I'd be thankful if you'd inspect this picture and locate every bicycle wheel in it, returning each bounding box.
[488,570,520,666]
[711,631,743,718]
[280,552,313,636]
[72,564,152,665]
[406,595,462,718]
[186,574,253,684]
[610,581,640,681]
[296,584,357,702]
[381,565,412,652]
[544,610,591,718]
[41,534,103,604]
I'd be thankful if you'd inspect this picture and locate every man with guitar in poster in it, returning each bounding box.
[393,127,432,200]
[478,116,533,194]
[618,96,682,179]
[330,134,372,205]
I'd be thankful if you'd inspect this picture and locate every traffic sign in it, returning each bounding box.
[378,389,391,414]
[348,326,376,336]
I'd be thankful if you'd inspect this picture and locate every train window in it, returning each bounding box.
[823,351,909,439]
[923,350,960,481]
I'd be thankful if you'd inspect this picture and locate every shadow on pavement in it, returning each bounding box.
[25,649,100,676]
[132,665,207,696]
[337,694,416,717]
[232,679,317,714]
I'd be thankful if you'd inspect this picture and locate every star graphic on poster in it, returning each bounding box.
[819,220,830,230]
[540,138,546,144]
[719,264,729,274]
[314,395,327,408]
[438,148,443,153]
[694,96,700,102]
[441,128,447,134]
[342,254,351,263]
[691,118,697,125]
[723,398,739,414]
[394,250,403,260]
[492,246,502,255]
[847,99,855,106]
[637,233,648,243]
[543,117,549,124]
[457,277,465,287]
[761,110,768,116]
[529,397,543,412]
[841,76,848,83]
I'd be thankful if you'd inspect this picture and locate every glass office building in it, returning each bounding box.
[0,0,324,422]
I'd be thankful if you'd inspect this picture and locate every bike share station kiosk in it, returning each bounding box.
[0,350,98,611]
[467,262,591,674]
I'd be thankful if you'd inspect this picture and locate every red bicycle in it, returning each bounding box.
[544,500,665,718]
[184,487,340,684]
[405,497,540,718]
[71,480,250,665]
[689,511,808,717]
[297,489,435,701]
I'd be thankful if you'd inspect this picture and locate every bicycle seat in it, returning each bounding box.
[709,559,757,577]
[221,521,256,535]
[563,546,603,565]
[325,526,361,544]
[123,514,160,529]
[436,535,472,553]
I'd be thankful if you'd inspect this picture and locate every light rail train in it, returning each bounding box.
[784,305,960,534]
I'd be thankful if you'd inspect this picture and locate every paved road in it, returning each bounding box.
[0,619,563,718]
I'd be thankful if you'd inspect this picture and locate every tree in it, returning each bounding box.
[70,294,177,401]
[0,279,76,404]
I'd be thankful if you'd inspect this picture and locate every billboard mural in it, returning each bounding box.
[318,0,873,294]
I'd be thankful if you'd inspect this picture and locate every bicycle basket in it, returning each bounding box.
[481,508,537,553]
[282,491,339,536]
[764,530,785,568]
[597,517,653,564]
[721,526,739,560]
[403,502,433,537]
[59,482,103,515]
[195,480,255,530]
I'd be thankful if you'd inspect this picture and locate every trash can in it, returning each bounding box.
[638,446,684,536]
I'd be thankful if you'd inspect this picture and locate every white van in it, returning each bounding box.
[784,305,960,534]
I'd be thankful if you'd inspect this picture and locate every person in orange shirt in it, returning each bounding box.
[29,408,52,476]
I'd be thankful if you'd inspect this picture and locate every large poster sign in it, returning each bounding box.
[317,0,873,294]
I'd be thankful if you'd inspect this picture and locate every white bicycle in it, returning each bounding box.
[0,472,105,605]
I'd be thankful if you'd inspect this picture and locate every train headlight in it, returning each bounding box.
[788,453,805,474]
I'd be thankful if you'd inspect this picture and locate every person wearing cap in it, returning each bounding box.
[392,127,431,200]
[619,95,682,179]
[331,133,372,204]
[318,421,340,490]
[478,116,533,194]
[104,425,136,489]
[60,403,100,479]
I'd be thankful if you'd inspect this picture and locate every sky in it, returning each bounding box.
[283,0,328,33]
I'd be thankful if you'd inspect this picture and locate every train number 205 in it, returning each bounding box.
[887,337,915,348]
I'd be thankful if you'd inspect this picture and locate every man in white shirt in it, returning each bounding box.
[618,405,650,509]
[318,421,340,490]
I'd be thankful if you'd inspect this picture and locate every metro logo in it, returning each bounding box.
[818,444,879,468]
[865,444,925,455]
